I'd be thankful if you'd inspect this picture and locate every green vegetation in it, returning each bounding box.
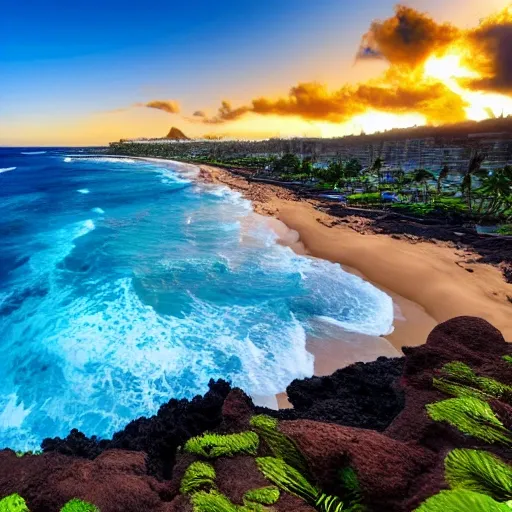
[445,449,512,501]
[180,462,217,494]
[416,356,512,511]
[243,487,280,506]
[427,396,512,445]
[415,489,511,511]
[184,432,259,458]
[0,496,99,512]
[59,500,99,512]
[346,193,381,205]
[433,362,512,403]
[497,225,512,235]
[249,415,309,475]
[191,490,268,512]
[0,494,29,512]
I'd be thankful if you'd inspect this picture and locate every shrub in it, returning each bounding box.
[0,494,29,512]
[60,500,99,512]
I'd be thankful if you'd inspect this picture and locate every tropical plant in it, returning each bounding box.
[60,500,99,512]
[180,461,217,494]
[414,169,435,202]
[444,449,512,502]
[437,165,449,195]
[433,362,512,403]
[477,167,512,217]
[497,225,512,235]
[0,494,29,512]
[414,489,511,511]
[426,396,512,445]
[370,157,383,187]
[250,415,309,475]
[256,457,355,512]
[184,432,259,458]
[243,487,280,506]
[461,150,487,214]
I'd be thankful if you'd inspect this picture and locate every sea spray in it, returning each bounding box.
[0,148,394,451]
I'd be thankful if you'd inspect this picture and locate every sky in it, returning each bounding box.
[1,0,511,146]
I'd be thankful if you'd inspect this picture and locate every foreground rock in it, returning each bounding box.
[1,316,510,511]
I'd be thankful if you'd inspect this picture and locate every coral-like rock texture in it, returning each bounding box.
[1,316,511,512]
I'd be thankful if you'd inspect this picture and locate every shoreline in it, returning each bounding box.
[196,163,512,344]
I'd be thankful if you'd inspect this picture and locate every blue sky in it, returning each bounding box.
[1,0,508,145]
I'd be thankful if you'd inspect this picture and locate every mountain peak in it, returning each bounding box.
[165,127,190,140]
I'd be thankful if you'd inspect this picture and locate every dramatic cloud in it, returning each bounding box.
[142,100,181,114]
[356,5,459,67]
[196,5,512,128]
[465,8,512,93]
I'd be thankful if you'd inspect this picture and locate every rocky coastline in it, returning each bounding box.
[1,316,511,511]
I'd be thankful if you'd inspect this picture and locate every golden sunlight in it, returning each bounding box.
[424,53,512,121]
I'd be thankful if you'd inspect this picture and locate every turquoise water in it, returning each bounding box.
[0,149,394,450]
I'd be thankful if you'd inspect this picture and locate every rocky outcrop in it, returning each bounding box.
[3,316,511,511]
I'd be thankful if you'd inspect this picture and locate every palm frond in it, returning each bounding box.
[426,397,512,445]
[434,362,512,404]
[250,415,309,474]
[445,449,512,501]
[180,461,216,495]
[414,489,510,511]
[184,432,259,458]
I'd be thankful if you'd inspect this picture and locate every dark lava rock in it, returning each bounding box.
[42,379,232,479]
[268,356,405,431]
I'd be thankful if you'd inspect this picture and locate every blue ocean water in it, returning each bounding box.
[0,148,394,450]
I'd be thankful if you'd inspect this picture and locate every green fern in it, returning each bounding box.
[426,397,512,445]
[180,461,217,495]
[445,449,512,501]
[243,487,280,506]
[250,415,309,474]
[414,489,511,511]
[255,457,353,511]
[256,456,318,503]
[338,467,363,510]
[502,355,512,365]
[0,494,29,512]
[434,362,512,403]
[60,499,99,512]
[184,432,259,458]
[190,490,265,512]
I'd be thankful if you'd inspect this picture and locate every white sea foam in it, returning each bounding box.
[21,151,46,155]
[0,167,16,174]
[65,156,136,164]
[92,207,105,215]
[77,188,90,194]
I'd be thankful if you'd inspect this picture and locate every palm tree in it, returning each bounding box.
[414,169,435,202]
[371,157,383,188]
[461,150,486,215]
[479,168,512,217]
[437,165,449,195]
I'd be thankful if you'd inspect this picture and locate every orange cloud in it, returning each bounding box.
[142,100,181,114]
[356,5,459,67]
[196,5,512,128]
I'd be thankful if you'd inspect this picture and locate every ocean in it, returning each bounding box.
[0,148,394,450]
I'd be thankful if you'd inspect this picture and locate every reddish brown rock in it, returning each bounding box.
[280,420,436,511]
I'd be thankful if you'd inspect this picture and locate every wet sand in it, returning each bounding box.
[198,164,512,346]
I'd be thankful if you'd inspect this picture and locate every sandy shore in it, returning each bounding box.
[198,164,512,346]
